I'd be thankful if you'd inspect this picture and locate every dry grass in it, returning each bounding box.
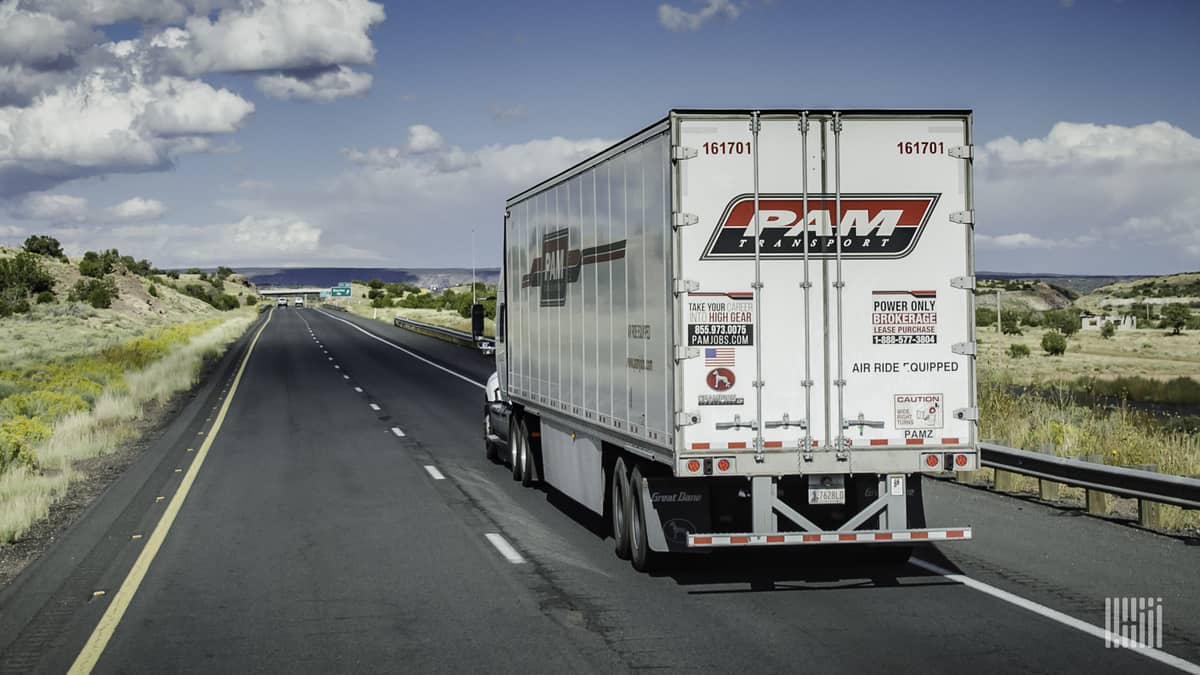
[979,376,1200,530]
[979,327,1200,383]
[0,313,254,543]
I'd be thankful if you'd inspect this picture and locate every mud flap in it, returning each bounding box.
[641,478,712,553]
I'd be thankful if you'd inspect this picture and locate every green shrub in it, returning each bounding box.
[35,290,55,304]
[213,294,240,311]
[0,415,49,471]
[246,295,257,305]
[167,270,180,279]
[69,278,119,309]
[1100,322,1116,339]
[148,284,159,298]
[975,306,997,327]
[370,296,393,308]
[1161,303,1191,335]
[1001,314,1022,335]
[1041,331,1067,356]
[1,251,55,299]
[1007,343,1031,358]
[22,235,66,260]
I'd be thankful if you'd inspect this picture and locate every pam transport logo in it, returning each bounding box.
[701,193,940,260]
[521,229,627,307]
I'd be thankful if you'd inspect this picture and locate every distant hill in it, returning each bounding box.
[977,272,1150,296]
[241,267,500,289]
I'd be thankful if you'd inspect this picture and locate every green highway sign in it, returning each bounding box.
[330,287,351,297]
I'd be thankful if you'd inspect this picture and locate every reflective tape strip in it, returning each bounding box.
[691,442,710,450]
[728,442,747,449]
[906,438,924,445]
[942,437,960,444]
[687,527,972,547]
[764,440,783,448]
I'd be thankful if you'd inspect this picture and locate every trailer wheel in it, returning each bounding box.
[510,419,523,481]
[628,466,660,573]
[519,423,537,487]
[484,411,498,462]
[610,458,631,560]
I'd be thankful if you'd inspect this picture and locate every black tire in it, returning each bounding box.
[610,458,631,560]
[484,411,498,462]
[628,466,661,573]
[519,423,536,487]
[510,419,523,481]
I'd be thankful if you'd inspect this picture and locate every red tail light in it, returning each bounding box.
[955,454,969,467]
[717,458,731,472]
[924,454,940,468]
[687,459,701,473]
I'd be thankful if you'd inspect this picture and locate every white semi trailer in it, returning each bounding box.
[485,109,977,571]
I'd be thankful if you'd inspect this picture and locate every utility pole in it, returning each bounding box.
[471,226,477,306]
[996,290,1002,333]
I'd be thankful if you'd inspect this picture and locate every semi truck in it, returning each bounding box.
[484,109,977,572]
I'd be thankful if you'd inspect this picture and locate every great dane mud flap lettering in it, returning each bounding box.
[643,479,712,553]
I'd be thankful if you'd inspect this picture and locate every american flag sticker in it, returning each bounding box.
[705,348,735,367]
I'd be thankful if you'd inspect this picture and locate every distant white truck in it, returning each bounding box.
[485,109,978,571]
[294,296,304,307]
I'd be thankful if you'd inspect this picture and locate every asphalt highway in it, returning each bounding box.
[1,306,1197,673]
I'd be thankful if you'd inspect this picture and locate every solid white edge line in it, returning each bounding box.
[484,533,524,564]
[423,465,445,480]
[369,403,381,411]
[391,426,405,437]
[314,309,485,390]
[910,559,1200,674]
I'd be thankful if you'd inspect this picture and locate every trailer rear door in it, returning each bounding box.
[674,111,975,474]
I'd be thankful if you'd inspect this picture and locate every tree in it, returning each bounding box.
[1041,331,1067,356]
[1161,303,1191,335]
[22,235,66,260]
[1045,309,1080,336]
[1100,321,1116,339]
[1001,314,1022,335]
[975,306,996,327]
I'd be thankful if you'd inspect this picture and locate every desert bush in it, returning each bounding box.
[1161,303,1191,335]
[69,278,119,309]
[1100,322,1116,339]
[1041,331,1067,355]
[148,284,159,298]
[22,235,66,260]
[975,306,997,327]
[1007,344,1031,358]
[1044,309,1080,336]
[213,294,239,311]
[1,251,55,302]
[1001,314,1022,335]
[245,295,257,305]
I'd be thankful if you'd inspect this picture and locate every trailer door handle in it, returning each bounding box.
[764,413,807,429]
[715,414,757,431]
[843,413,885,430]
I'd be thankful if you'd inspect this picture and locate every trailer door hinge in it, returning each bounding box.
[671,145,698,161]
[950,210,975,225]
[675,410,700,428]
[948,144,974,160]
[950,275,976,291]
[952,342,977,356]
[674,345,700,362]
[953,407,979,422]
[673,278,699,295]
[672,212,699,229]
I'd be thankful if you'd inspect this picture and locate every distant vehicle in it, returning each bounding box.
[485,109,978,572]
[293,297,304,307]
[277,297,288,307]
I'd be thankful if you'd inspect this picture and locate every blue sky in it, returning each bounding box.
[2,0,1199,274]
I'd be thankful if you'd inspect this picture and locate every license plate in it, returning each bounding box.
[808,488,845,505]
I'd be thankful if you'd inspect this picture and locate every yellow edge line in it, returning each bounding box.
[68,309,274,674]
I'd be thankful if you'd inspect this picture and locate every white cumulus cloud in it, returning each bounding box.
[157,0,385,76]
[108,197,166,220]
[0,49,255,196]
[658,0,742,31]
[256,66,373,103]
[976,120,1200,272]
[0,3,99,67]
[12,192,89,221]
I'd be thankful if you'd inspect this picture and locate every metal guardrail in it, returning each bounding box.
[980,443,1200,510]
[392,316,495,355]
